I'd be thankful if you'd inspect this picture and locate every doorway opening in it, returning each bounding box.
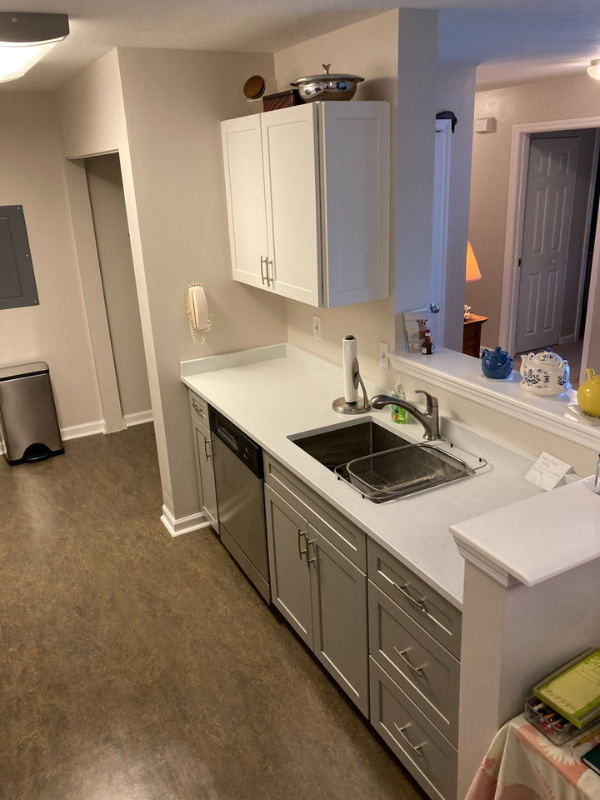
[83,153,152,427]
[511,129,599,387]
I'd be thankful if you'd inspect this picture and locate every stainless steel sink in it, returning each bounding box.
[291,420,411,472]
[291,420,481,503]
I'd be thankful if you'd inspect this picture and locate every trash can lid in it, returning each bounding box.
[0,362,49,381]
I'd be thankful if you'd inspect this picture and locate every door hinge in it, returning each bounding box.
[518,258,522,267]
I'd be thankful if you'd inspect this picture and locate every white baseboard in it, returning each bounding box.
[0,418,107,456]
[559,334,577,346]
[124,410,153,427]
[160,505,212,538]
[63,420,107,440]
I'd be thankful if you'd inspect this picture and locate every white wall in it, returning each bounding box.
[468,73,600,348]
[436,66,477,351]
[0,92,101,431]
[85,153,151,419]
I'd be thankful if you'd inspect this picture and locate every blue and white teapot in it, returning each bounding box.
[520,348,571,395]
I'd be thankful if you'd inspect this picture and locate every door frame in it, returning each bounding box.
[499,117,600,366]
[431,118,452,348]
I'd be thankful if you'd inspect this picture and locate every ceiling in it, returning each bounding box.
[1,0,600,92]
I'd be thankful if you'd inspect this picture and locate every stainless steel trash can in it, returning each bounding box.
[0,362,64,466]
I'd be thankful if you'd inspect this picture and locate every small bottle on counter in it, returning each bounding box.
[595,453,600,495]
[421,329,434,355]
[391,379,406,424]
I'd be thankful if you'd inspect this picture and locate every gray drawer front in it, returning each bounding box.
[188,390,210,426]
[264,454,366,570]
[367,539,461,658]
[368,581,459,745]
[370,658,457,800]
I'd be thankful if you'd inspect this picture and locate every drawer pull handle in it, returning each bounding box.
[390,579,427,612]
[394,723,426,757]
[298,530,308,560]
[394,647,426,677]
[192,399,206,417]
[204,438,212,459]
[307,538,317,564]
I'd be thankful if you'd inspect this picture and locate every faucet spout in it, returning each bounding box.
[370,389,441,441]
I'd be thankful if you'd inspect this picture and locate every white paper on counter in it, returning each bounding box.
[525,452,572,491]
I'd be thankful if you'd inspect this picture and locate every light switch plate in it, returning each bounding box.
[313,315,322,341]
[379,341,389,368]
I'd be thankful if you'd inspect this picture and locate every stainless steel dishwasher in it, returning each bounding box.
[209,407,270,603]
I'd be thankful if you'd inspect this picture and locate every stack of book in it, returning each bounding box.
[525,648,600,746]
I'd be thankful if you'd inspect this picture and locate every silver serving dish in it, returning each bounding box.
[291,63,364,103]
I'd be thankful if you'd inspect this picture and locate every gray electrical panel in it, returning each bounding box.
[0,205,39,311]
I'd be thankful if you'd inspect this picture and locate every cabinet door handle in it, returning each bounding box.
[260,256,269,286]
[394,647,426,677]
[389,578,427,613]
[298,530,308,560]
[393,723,426,757]
[204,438,212,459]
[266,258,274,286]
[307,538,317,564]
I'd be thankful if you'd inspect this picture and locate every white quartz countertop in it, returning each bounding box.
[181,344,556,609]
[451,476,600,587]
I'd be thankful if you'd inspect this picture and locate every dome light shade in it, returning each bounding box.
[0,13,69,82]
[588,59,600,80]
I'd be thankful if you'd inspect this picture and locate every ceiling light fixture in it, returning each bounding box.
[588,59,600,80]
[0,12,69,83]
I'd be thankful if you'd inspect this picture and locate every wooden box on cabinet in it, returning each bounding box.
[221,101,390,308]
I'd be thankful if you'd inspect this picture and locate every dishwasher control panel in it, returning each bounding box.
[209,406,263,479]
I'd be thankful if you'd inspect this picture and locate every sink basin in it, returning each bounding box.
[291,420,411,471]
[291,420,479,503]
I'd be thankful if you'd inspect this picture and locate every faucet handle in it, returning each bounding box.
[415,390,438,414]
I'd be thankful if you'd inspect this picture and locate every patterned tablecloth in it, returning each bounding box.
[466,713,600,800]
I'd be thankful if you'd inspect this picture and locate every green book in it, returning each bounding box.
[533,648,600,729]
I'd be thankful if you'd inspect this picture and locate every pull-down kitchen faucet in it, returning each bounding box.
[370,390,441,441]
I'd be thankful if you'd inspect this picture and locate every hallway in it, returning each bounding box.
[0,424,424,800]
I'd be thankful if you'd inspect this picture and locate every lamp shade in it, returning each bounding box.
[466,241,482,282]
[588,59,600,80]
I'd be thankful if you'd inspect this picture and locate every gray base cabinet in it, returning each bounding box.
[264,479,369,717]
[189,392,218,529]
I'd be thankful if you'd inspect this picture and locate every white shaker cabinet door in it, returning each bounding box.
[221,116,270,290]
[261,105,322,307]
[320,102,390,307]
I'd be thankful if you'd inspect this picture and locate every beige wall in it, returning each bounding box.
[85,153,151,418]
[275,12,399,389]
[0,92,101,431]
[117,48,288,520]
[275,10,440,391]
[467,74,600,348]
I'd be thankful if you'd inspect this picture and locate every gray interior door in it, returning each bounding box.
[515,136,579,352]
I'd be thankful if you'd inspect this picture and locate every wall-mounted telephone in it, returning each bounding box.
[186,284,212,346]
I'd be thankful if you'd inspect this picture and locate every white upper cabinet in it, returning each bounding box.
[221,101,390,308]
[221,116,270,290]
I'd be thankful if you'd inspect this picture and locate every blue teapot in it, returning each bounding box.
[481,346,513,380]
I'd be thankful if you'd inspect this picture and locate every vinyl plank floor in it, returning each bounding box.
[0,424,426,800]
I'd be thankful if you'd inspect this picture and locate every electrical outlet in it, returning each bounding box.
[313,315,322,341]
[379,341,390,369]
